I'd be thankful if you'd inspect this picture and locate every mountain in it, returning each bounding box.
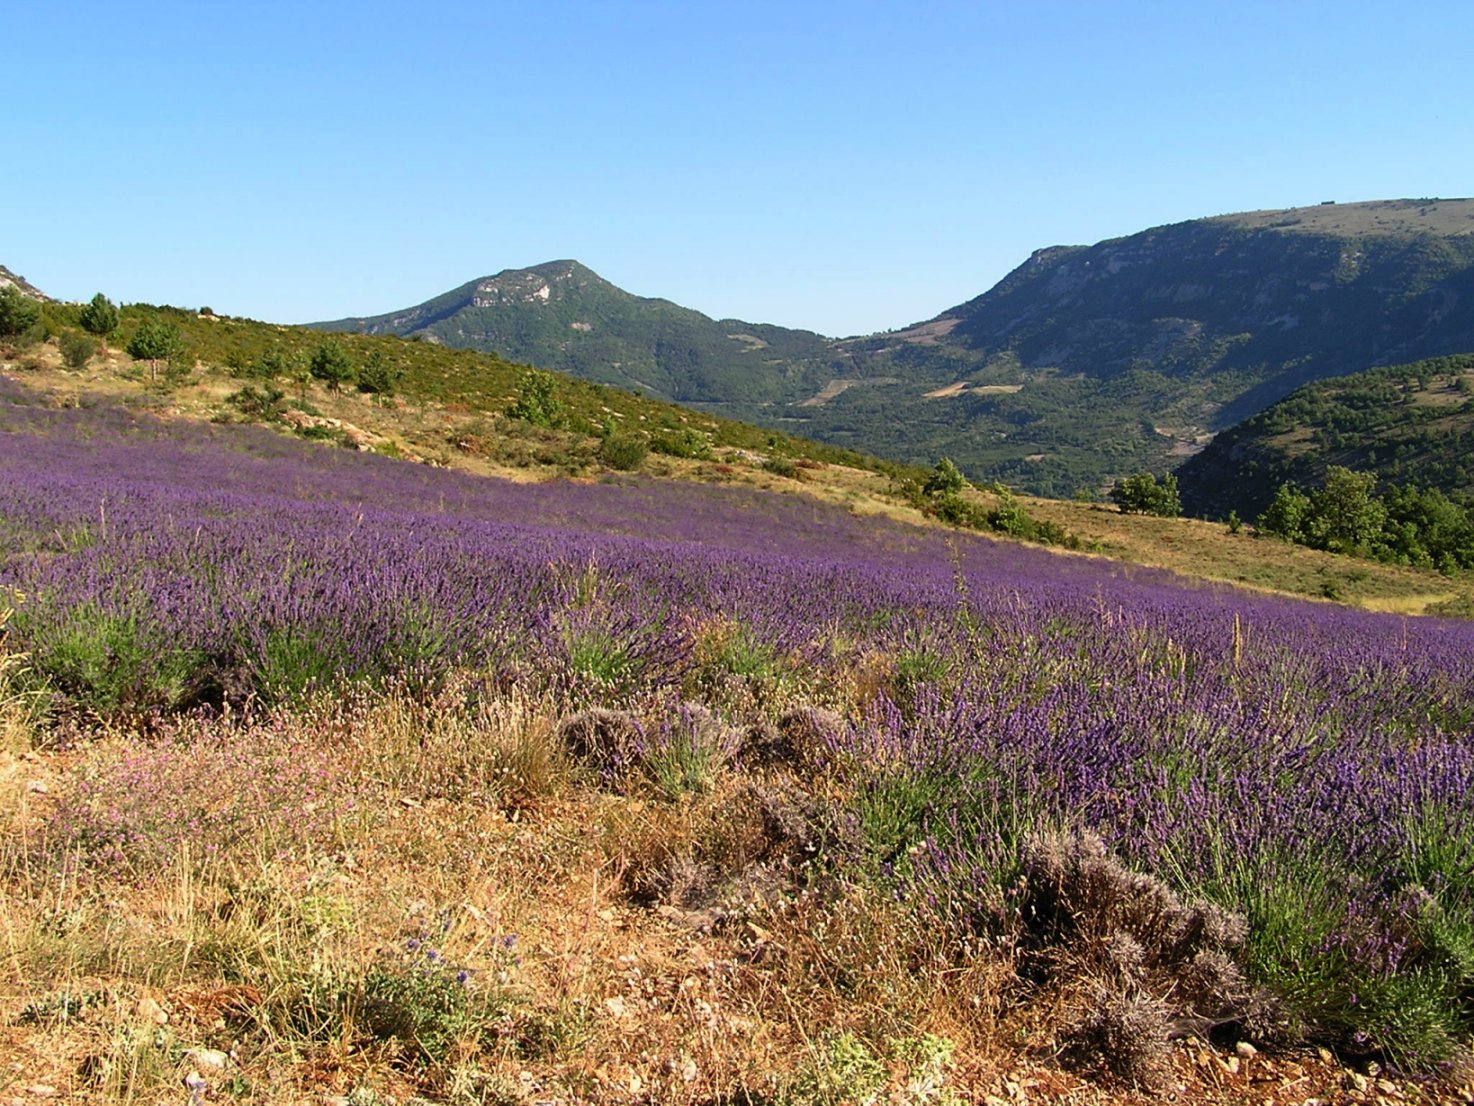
[312,260,844,407]
[0,265,50,300]
[1176,352,1474,521]
[316,199,1474,496]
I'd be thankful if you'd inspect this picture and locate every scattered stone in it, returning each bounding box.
[186,1048,229,1071]
[24,1088,57,1099]
[1317,1047,1334,1064]
[25,780,48,794]
[1343,1071,1370,1093]
[1236,1040,1259,1058]
[1374,1078,1399,1096]
[137,995,168,1025]
[1220,1055,1241,1075]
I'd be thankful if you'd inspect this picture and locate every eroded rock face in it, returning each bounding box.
[0,265,51,301]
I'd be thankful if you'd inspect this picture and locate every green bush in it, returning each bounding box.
[923,457,966,497]
[0,285,41,338]
[58,329,94,369]
[597,432,648,471]
[227,383,287,420]
[506,369,564,427]
[650,426,712,459]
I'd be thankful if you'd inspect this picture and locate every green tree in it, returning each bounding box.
[308,339,355,392]
[1258,483,1312,541]
[126,315,184,381]
[1109,472,1181,517]
[1305,467,1386,553]
[250,345,295,381]
[78,293,119,352]
[356,349,405,397]
[0,285,41,339]
[59,329,95,369]
[922,457,967,497]
[506,369,563,427]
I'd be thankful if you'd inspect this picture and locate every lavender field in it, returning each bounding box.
[4,377,1474,1080]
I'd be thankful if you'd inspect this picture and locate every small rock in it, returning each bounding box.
[1344,1071,1370,1093]
[186,1048,229,1071]
[1365,1061,1382,1077]
[1374,1078,1399,1096]
[137,996,168,1025]
[24,1088,57,1099]
[25,780,48,794]
[1220,1056,1241,1075]
[1236,1040,1259,1058]
[1317,1047,1334,1064]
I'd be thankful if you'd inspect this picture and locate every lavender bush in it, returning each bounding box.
[3,381,1473,1066]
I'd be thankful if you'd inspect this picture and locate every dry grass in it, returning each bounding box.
[1022,495,1474,615]
[0,627,1433,1106]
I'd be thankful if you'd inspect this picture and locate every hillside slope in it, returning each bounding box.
[1177,352,1474,520]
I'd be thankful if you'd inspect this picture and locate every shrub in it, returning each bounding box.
[227,383,287,420]
[505,369,563,427]
[58,329,94,370]
[650,426,712,459]
[597,432,648,471]
[0,285,41,338]
[922,457,966,497]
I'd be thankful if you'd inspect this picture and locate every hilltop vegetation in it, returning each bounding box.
[1179,353,1474,520]
[318,199,1474,496]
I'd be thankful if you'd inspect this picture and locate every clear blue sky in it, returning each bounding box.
[7,1,1471,337]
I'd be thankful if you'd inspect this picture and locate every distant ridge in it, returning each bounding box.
[316,198,1474,496]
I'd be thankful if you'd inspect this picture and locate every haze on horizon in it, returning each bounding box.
[6,0,1473,337]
